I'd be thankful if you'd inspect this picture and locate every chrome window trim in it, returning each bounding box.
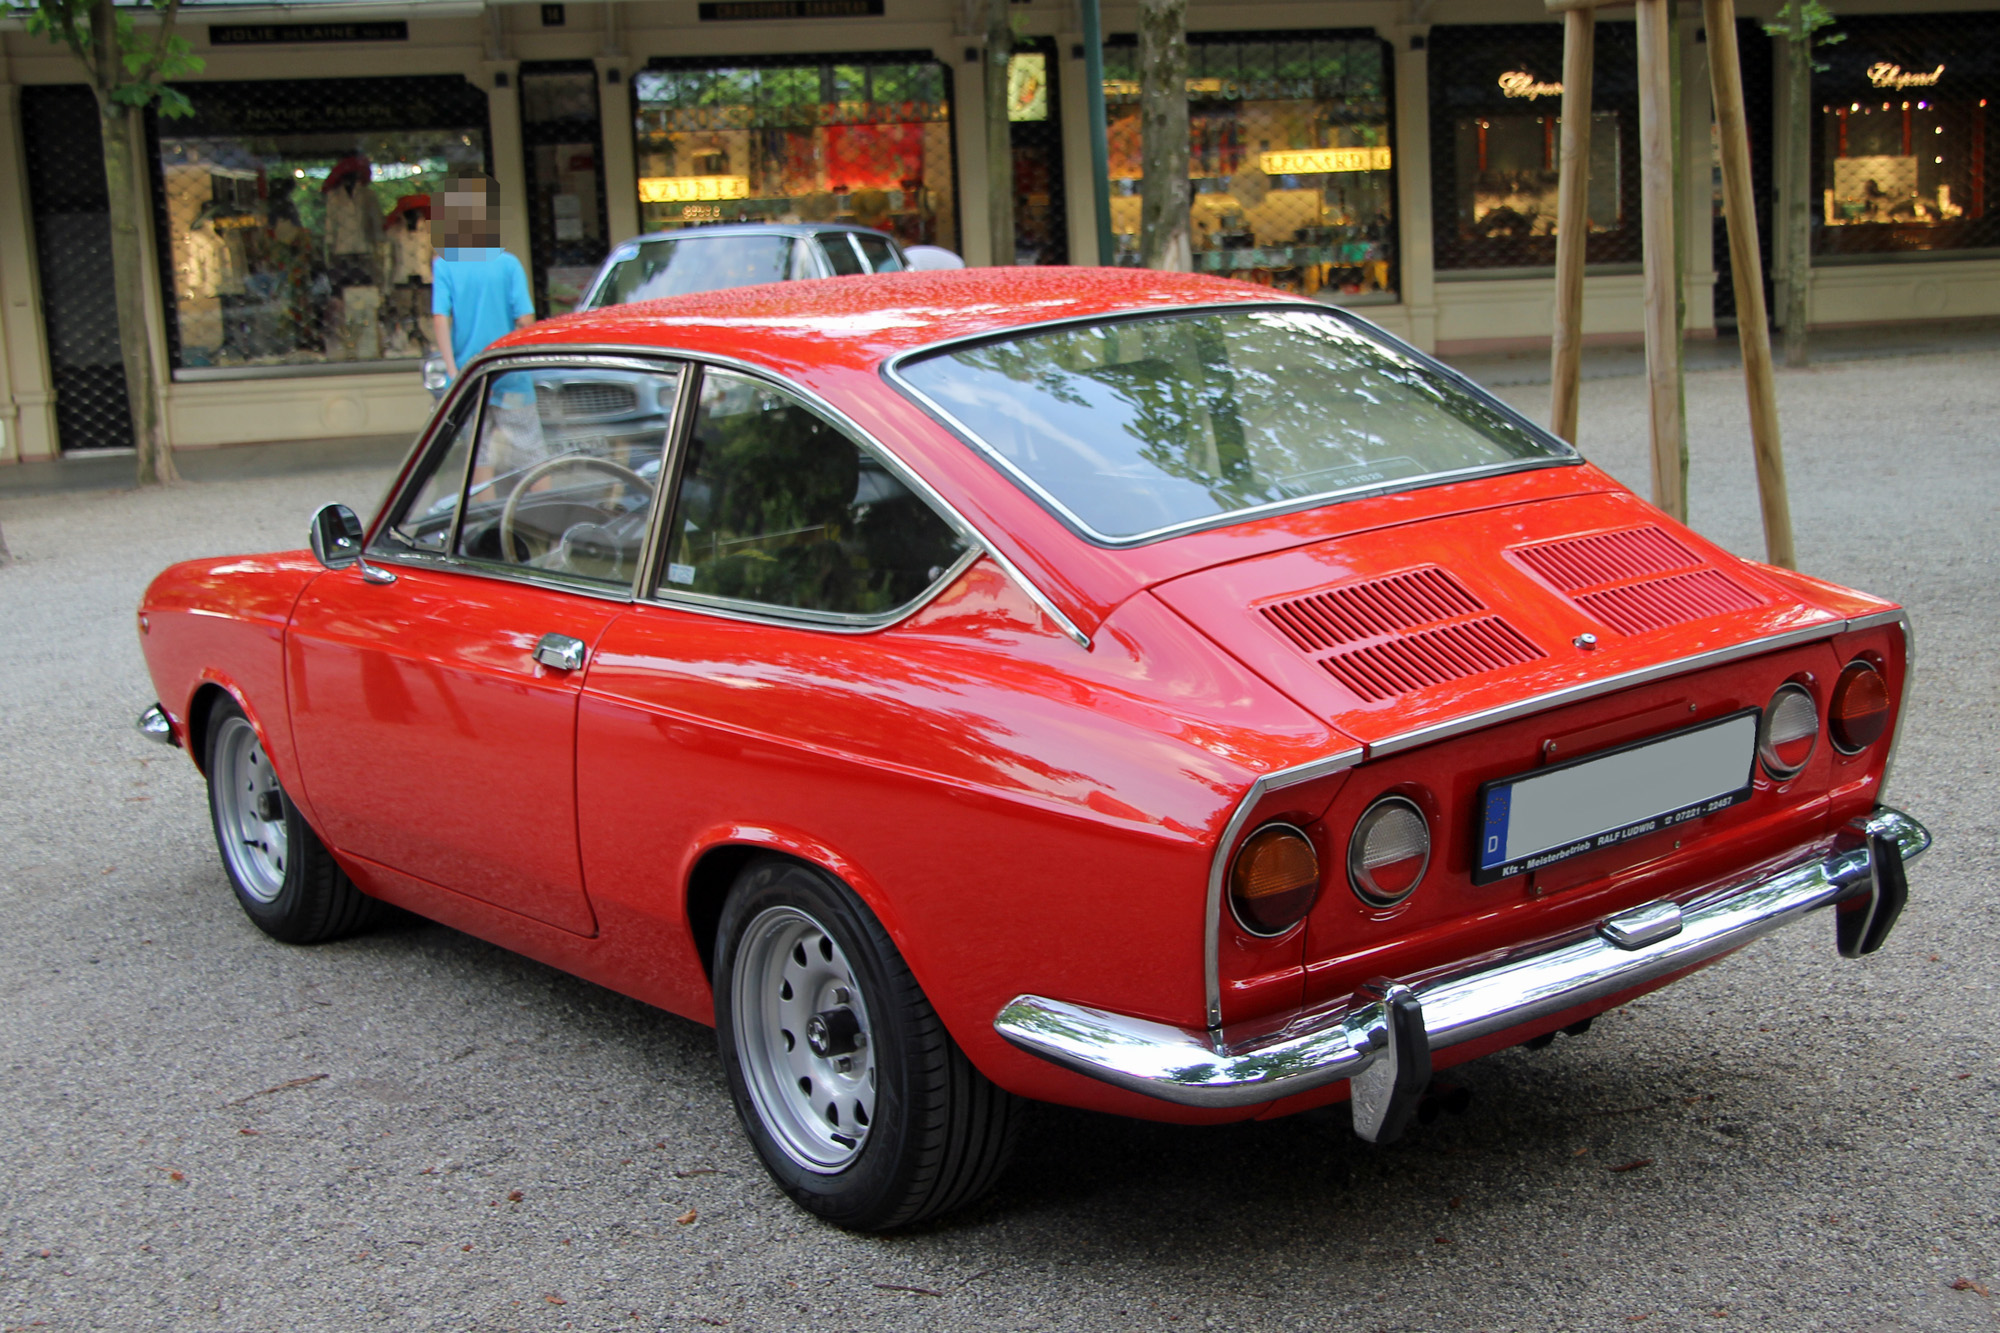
[367,350,688,604]
[638,546,986,636]
[880,301,1583,549]
[1203,745,1364,1030]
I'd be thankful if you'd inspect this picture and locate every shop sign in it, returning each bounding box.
[209,22,408,45]
[1260,146,1392,175]
[1497,71,1563,100]
[639,175,753,203]
[697,0,884,19]
[1867,62,1944,90]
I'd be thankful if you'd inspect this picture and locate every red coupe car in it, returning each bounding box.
[135,268,1927,1230]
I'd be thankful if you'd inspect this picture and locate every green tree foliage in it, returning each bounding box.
[12,0,203,483]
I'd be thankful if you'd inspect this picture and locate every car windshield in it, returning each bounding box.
[894,307,1575,542]
[592,235,796,306]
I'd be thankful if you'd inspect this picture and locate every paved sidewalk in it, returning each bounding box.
[0,432,411,497]
[0,348,1994,1332]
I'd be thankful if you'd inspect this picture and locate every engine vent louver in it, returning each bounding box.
[1515,526,1762,636]
[1260,568,1546,703]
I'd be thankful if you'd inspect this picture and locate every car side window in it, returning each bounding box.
[387,401,478,553]
[817,233,866,276]
[661,371,970,618]
[449,364,682,588]
[853,233,903,273]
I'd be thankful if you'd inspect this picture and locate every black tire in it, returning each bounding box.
[713,856,1020,1231]
[203,698,378,944]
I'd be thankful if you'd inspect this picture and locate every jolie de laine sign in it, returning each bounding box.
[698,0,884,19]
[209,21,408,44]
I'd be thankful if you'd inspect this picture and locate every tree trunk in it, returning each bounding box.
[1780,10,1811,367]
[98,100,177,485]
[1137,0,1189,271]
[983,0,1015,267]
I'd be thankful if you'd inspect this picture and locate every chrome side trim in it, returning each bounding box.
[1001,807,1929,1110]
[1202,744,1365,1028]
[881,301,1580,550]
[136,704,179,748]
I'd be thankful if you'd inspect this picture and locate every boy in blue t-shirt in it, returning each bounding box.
[432,173,535,380]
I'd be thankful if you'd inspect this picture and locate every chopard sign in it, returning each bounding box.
[1867,62,1944,89]
[1497,71,1563,100]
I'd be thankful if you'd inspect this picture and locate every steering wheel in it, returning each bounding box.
[498,454,653,574]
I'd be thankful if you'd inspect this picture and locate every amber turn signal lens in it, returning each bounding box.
[1830,659,1891,754]
[1758,682,1820,780]
[1348,796,1431,908]
[1228,824,1321,937]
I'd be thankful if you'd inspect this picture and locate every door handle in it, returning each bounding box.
[533,633,586,672]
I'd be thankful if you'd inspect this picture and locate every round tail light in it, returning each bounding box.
[1348,797,1431,907]
[1830,659,1891,754]
[1758,682,1820,780]
[1228,824,1321,937]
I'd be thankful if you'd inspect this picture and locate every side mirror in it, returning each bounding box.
[309,503,365,570]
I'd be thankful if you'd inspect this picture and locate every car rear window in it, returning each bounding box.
[594,235,798,305]
[893,306,1576,542]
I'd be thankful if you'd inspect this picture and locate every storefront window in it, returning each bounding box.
[1100,32,1397,301]
[1429,24,1640,271]
[154,76,490,376]
[632,53,956,248]
[1814,14,1998,260]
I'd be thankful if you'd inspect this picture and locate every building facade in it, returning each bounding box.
[2,0,1996,462]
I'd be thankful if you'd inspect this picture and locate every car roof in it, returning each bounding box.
[510,267,1308,375]
[610,222,903,248]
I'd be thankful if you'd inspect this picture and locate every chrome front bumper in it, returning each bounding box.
[995,807,1929,1141]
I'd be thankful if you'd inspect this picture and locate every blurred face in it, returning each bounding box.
[436,178,499,249]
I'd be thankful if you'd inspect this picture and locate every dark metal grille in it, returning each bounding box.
[20,85,133,454]
[1428,22,1644,272]
[1006,37,1068,266]
[634,51,957,249]
[520,61,610,316]
[1099,29,1397,299]
[1810,11,2000,261]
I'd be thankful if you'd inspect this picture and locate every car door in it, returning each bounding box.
[287,356,686,935]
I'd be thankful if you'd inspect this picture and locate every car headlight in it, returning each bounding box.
[1758,682,1819,780]
[1830,659,1891,754]
[1348,796,1430,907]
[1228,824,1320,937]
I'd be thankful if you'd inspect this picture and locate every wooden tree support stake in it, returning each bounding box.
[1549,9,1596,444]
[1704,0,1797,567]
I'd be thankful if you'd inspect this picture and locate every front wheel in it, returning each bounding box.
[713,857,1020,1231]
[204,699,378,944]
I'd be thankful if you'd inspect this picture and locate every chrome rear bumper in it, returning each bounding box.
[995,807,1929,1140]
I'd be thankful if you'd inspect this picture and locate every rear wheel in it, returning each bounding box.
[205,699,377,943]
[714,857,1019,1231]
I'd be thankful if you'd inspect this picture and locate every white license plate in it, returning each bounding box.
[1473,709,1759,884]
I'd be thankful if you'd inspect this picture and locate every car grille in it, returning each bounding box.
[1261,567,1546,703]
[1514,527,1762,636]
[543,381,639,420]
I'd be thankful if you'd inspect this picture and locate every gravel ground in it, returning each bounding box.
[0,351,1994,1333]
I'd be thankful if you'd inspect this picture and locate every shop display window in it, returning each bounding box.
[153,76,490,376]
[1099,31,1397,300]
[1813,14,1999,260]
[1429,24,1641,272]
[632,53,956,249]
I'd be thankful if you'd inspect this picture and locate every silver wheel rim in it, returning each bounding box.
[730,905,876,1173]
[213,716,289,904]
